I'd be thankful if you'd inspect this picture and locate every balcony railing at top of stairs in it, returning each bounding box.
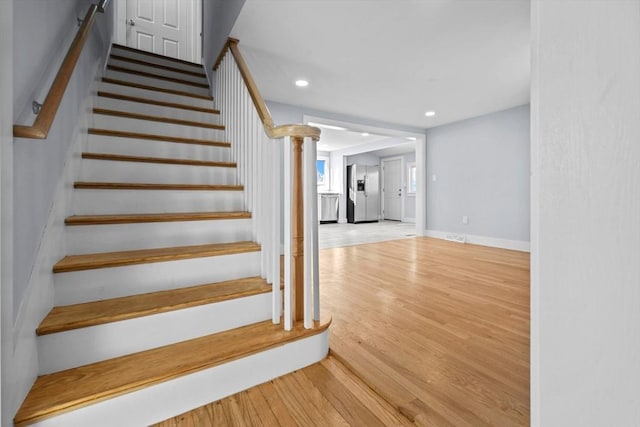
[214,38,321,331]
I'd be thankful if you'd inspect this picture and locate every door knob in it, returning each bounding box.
[128,19,135,26]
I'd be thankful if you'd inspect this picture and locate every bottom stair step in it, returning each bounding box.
[37,277,272,335]
[15,316,332,427]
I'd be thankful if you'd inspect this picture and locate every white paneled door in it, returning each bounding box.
[382,158,402,221]
[126,0,201,63]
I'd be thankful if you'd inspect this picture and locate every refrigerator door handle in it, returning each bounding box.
[364,174,368,197]
[349,167,356,204]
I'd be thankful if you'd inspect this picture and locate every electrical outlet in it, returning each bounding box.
[462,215,469,224]
[432,174,437,182]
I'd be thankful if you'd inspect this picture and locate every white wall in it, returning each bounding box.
[8,0,113,420]
[204,0,246,86]
[0,1,13,425]
[426,105,530,247]
[531,1,640,426]
[12,0,113,318]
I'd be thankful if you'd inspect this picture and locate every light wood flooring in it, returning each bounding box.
[157,237,530,426]
[319,220,416,249]
[154,355,411,427]
[323,237,530,426]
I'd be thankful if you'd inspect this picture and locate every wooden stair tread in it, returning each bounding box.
[106,64,210,89]
[15,315,331,427]
[81,152,236,168]
[53,241,260,273]
[74,182,244,191]
[97,91,219,114]
[37,277,271,335]
[112,44,204,68]
[88,128,230,147]
[65,211,251,225]
[109,54,207,78]
[102,77,213,100]
[93,108,224,130]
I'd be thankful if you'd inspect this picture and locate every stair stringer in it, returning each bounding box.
[29,330,329,427]
[8,61,103,417]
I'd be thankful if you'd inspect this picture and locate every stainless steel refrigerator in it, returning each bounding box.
[346,164,379,223]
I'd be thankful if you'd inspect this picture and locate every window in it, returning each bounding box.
[317,159,326,185]
[407,162,416,194]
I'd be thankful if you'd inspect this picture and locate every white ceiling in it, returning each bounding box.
[230,0,530,130]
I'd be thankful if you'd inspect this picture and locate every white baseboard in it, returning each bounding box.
[424,229,530,252]
[402,217,415,224]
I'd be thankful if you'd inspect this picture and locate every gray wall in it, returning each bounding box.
[531,1,640,426]
[426,104,530,242]
[12,0,113,316]
[203,0,246,73]
[346,152,379,167]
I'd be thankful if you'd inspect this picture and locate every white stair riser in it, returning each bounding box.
[111,46,205,74]
[108,57,209,85]
[99,81,213,109]
[38,292,274,374]
[93,114,225,141]
[30,330,329,427]
[66,219,253,254]
[87,134,231,162]
[79,158,236,185]
[54,251,261,305]
[96,96,220,124]
[72,189,244,215]
[104,69,210,97]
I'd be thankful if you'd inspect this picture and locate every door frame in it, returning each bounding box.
[114,0,202,63]
[381,156,404,222]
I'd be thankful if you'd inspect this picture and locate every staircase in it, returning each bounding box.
[14,45,329,427]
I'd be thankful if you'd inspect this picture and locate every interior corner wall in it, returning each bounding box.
[0,0,14,424]
[202,0,246,74]
[425,104,530,244]
[12,0,113,317]
[531,1,640,426]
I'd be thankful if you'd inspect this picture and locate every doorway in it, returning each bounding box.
[381,157,403,221]
[115,0,202,63]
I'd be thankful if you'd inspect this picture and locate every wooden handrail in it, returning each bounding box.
[14,2,108,139]
[213,38,320,141]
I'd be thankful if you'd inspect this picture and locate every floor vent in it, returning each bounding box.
[444,233,466,244]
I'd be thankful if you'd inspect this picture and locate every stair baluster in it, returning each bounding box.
[214,38,321,330]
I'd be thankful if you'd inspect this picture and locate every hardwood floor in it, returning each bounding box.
[154,355,411,427]
[323,237,530,426]
[156,237,530,426]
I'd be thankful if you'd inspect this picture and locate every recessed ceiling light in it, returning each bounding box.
[407,137,417,141]
[320,144,329,149]
[361,132,369,137]
[425,111,436,117]
[295,79,309,87]
[307,121,347,131]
